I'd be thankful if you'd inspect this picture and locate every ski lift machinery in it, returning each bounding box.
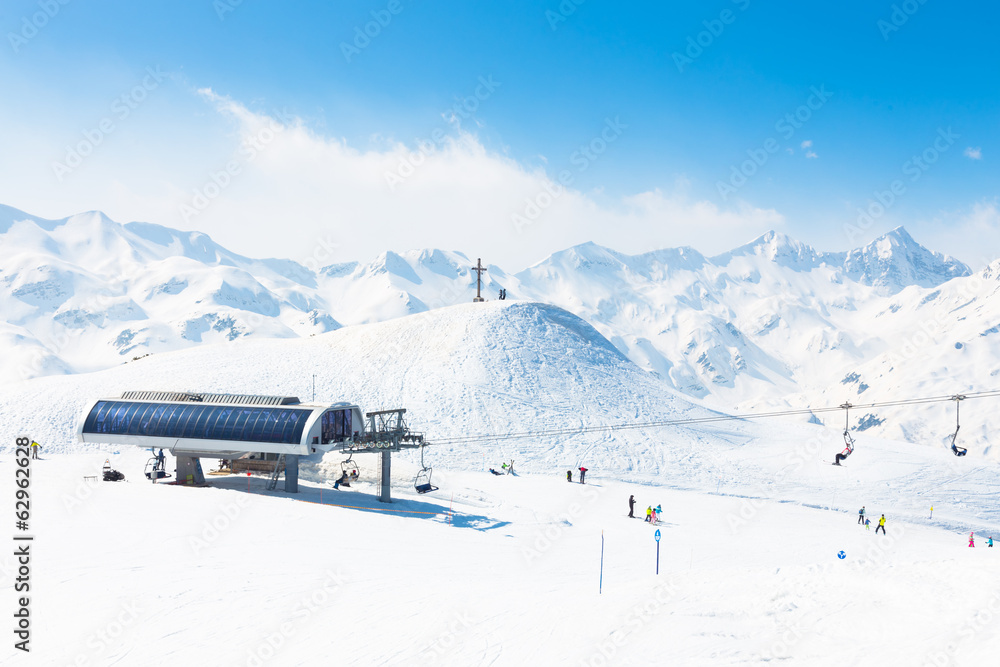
[340,408,438,502]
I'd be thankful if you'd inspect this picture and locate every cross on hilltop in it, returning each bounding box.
[472,258,487,303]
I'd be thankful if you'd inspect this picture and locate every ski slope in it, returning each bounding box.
[1,451,998,666]
[2,301,999,665]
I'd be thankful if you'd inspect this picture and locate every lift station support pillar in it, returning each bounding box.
[285,454,299,493]
[379,450,391,503]
[175,456,206,486]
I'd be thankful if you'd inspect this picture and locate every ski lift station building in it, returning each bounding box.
[78,391,364,493]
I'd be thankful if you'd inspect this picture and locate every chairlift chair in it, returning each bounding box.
[342,456,360,481]
[950,395,968,456]
[414,445,438,494]
[144,448,171,481]
[834,403,855,465]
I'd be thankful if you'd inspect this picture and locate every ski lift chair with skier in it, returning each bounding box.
[949,395,968,456]
[834,403,855,466]
[342,455,360,482]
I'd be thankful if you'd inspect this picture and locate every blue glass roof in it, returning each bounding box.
[82,400,312,445]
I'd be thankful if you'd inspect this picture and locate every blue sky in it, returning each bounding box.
[1,0,997,268]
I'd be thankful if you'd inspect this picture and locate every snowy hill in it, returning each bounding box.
[3,203,998,457]
[1,301,713,473]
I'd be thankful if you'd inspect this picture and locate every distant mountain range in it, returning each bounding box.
[3,203,997,454]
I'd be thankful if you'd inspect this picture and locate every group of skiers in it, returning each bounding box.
[967,532,993,547]
[857,506,887,534]
[490,461,514,476]
[627,495,662,523]
[860,506,993,547]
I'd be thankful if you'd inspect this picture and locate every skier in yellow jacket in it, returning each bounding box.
[875,514,886,535]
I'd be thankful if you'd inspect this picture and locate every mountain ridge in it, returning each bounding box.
[1,203,996,455]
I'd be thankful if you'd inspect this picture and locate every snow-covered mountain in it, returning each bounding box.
[3,203,996,455]
[0,204,337,381]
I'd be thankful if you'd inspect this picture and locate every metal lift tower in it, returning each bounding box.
[341,409,426,502]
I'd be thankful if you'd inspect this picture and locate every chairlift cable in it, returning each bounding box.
[423,388,1000,448]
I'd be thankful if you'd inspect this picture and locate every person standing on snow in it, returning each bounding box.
[628,495,636,518]
[865,518,871,531]
[858,506,865,524]
[969,532,975,547]
[566,470,572,483]
[875,514,886,535]
[988,536,994,548]
[645,506,652,522]
[578,467,588,484]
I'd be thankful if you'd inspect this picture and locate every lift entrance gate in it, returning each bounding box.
[342,409,427,503]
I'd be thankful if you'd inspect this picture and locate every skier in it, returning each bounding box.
[875,514,886,535]
[865,518,871,531]
[578,467,588,484]
[30,440,40,460]
[333,470,350,489]
[645,506,652,522]
[655,504,662,518]
[969,532,975,548]
[858,506,865,524]
[489,468,503,476]
[628,495,636,518]
[566,470,572,483]
[834,440,854,465]
[988,537,994,548]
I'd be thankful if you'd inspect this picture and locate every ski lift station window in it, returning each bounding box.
[321,408,353,444]
[79,393,366,458]
[83,400,312,444]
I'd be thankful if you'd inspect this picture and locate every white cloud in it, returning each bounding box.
[964,146,983,160]
[0,88,788,270]
[805,151,818,159]
[800,140,812,149]
[158,93,785,268]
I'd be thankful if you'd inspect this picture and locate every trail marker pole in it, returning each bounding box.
[599,530,605,595]
[654,529,661,575]
[247,471,251,493]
